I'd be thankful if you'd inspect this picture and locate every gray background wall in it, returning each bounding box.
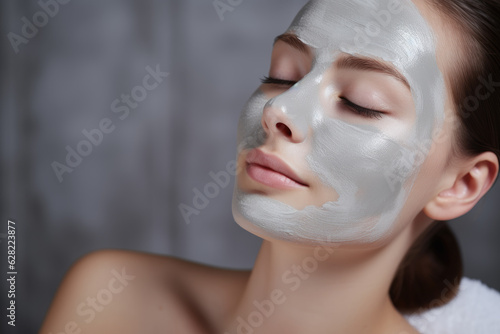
[0,0,498,332]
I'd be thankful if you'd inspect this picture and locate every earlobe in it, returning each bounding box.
[424,152,499,221]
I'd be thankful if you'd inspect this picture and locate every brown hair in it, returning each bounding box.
[390,0,500,313]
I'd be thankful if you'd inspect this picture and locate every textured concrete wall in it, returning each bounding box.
[1,0,499,332]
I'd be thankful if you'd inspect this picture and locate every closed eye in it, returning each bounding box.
[339,97,384,120]
[260,76,297,87]
[261,77,385,120]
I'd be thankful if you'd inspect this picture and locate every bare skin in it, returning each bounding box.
[40,250,251,334]
[40,1,499,334]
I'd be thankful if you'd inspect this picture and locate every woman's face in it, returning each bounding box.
[232,0,453,245]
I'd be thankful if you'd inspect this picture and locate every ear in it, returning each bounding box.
[424,152,499,221]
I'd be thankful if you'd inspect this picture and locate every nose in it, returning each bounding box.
[261,103,306,143]
[260,66,325,143]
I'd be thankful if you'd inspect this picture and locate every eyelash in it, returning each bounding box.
[260,76,298,86]
[338,97,384,120]
[261,76,384,120]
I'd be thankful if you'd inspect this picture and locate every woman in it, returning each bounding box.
[40,0,500,333]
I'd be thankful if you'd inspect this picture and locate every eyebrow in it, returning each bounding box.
[274,33,310,54]
[274,33,410,90]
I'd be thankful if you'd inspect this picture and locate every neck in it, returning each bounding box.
[223,225,417,334]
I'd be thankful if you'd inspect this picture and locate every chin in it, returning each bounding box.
[231,185,406,248]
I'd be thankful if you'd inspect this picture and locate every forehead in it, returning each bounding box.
[287,0,437,72]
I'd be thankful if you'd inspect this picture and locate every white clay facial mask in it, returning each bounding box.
[232,0,446,244]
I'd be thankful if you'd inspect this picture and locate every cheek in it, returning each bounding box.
[237,89,268,152]
[307,118,419,212]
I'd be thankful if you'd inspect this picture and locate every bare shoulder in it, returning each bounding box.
[40,249,250,334]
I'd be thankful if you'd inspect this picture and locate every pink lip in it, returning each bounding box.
[245,149,308,189]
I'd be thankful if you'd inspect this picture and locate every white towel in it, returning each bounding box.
[404,277,500,334]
